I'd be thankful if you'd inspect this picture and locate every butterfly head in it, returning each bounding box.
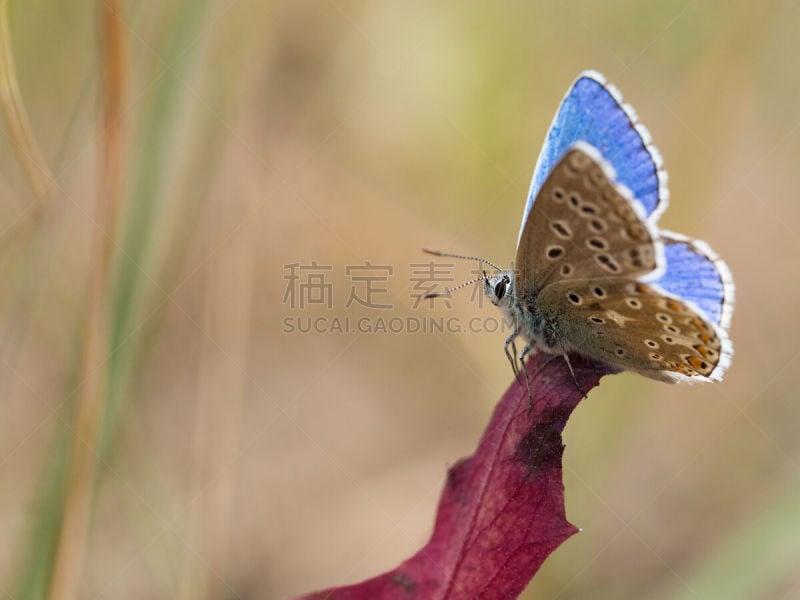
[483,271,514,309]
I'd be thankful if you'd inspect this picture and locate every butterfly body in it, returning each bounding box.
[480,73,734,384]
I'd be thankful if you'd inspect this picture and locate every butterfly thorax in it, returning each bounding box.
[484,271,561,353]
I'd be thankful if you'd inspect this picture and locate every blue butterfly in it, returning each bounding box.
[428,71,734,387]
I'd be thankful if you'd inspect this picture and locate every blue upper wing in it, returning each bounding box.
[519,71,668,244]
[654,232,734,329]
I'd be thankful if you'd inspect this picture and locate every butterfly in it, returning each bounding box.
[426,71,734,390]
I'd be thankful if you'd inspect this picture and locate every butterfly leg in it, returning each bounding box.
[561,352,588,399]
[518,341,536,412]
[503,327,522,379]
[511,338,520,377]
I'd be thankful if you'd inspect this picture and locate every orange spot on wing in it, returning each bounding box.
[670,363,693,375]
[685,316,712,332]
[666,299,684,312]
[694,345,713,358]
[687,356,709,372]
[626,224,646,240]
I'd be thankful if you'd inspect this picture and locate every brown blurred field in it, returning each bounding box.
[1,1,799,599]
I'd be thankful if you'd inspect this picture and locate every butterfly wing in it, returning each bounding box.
[519,71,667,245]
[515,143,664,298]
[655,232,734,329]
[535,278,732,382]
[509,72,733,383]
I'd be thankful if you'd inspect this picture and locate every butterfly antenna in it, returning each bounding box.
[422,248,504,273]
[423,274,484,299]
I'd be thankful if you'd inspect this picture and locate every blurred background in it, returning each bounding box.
[1,1,798,598]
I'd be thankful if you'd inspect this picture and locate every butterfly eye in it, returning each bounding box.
[494,279,507,300]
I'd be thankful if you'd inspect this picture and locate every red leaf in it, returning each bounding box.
[296,353,614,600]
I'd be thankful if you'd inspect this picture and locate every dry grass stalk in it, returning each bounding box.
[48,3,127,599]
